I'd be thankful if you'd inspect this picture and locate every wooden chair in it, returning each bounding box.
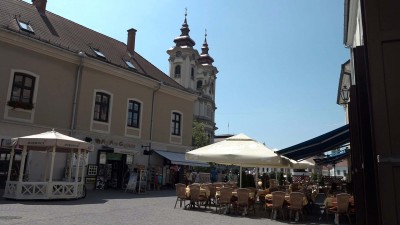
[234,188,256,215]
[266,191,286,220]
[217,187,233,214]
[288,192,305,221]
[291,182,300,192]
[326,193,352,225]
[174,183,189,208]
[200,183,212,206]
[189,184,207,209]
[246,187,258,212]
[209,184,217,205]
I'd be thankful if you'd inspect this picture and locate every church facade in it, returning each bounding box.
[167,12,219,143]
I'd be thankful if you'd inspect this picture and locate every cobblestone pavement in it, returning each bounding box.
[0,189,341,225]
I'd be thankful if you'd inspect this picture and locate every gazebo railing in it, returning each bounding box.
[3,181,85,199]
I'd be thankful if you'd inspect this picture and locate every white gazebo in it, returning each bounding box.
[3,130,93,200]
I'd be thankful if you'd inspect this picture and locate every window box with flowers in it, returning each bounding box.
[7,101,34,110]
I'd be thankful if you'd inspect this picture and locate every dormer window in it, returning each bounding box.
[93,49,106,59]
[125,60,135,69]
[174,65,181,78]
[17,20,34,33]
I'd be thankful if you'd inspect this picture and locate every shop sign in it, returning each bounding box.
[106,153,122,161]
[94,138,138,150]
[114,148,138,155]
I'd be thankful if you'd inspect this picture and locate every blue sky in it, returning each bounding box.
[28,0,349,150]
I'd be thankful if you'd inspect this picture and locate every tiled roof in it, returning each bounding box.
[0,0,189,92]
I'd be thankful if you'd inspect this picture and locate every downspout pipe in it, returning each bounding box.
[147,81,162,169]
[70,51,86,136]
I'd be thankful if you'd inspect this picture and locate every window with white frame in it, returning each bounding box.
[127,100,141,128]
[8,72,35,110]
[93,92,110,122]
[171,112,182,136]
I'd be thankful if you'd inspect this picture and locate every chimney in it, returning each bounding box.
[32,0,47,15]
[127,28,137,56]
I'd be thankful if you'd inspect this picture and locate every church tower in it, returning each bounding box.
[167,10,218,143]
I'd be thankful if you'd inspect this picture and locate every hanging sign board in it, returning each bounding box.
[106,153,122,161]
[114,148,138,155]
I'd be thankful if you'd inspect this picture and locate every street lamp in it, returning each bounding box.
[340,85,350,103]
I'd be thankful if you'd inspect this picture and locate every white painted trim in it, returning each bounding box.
[4,69,40,123]
[124,98,143,138]
[90,89,113,134]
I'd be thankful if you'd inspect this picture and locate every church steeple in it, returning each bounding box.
[198,29,214,65]
[173,8,196,48]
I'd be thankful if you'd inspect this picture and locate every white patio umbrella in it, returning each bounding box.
[185,133,291,187]
[285,157,315,169]
[11,129,93,151]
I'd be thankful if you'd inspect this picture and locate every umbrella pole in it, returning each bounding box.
[255,168,258,188]
[240,166,242,188]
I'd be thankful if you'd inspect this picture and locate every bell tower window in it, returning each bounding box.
[196,80,203,90]
[191,68,194,80]
[174,65,181,78]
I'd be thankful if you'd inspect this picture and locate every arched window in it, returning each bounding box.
[196,80,203,90]
[174,65,181,78]
[191,67,194,80]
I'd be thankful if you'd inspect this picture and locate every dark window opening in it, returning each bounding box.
[127,100,141,128]
[197,80,203,90]
[171,112,181,136]
[8,73,35,110]
[174,65,181,78]
[94,92,110,122]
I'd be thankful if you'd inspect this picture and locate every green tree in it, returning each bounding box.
[192,121,209,149]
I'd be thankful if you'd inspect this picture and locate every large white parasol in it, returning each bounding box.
[11,129,93,152]
[185,133,291,186]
